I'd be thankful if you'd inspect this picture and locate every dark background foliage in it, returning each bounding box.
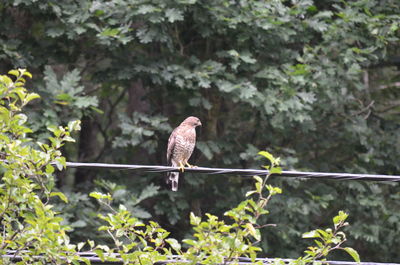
[1,0,399,261]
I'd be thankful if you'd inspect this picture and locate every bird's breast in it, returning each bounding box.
[172,128,196,161]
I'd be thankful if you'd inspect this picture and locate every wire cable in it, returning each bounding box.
[65,162,400,182]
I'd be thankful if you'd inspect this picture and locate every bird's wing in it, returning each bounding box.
[167,127,178,164]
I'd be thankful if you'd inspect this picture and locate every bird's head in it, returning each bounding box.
[182,116,202,127]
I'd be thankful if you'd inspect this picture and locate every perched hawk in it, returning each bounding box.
[166,116,202,191]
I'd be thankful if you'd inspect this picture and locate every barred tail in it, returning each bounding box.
[166,160,179,191]
[167,171,179,191]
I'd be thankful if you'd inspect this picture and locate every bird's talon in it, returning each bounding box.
[186,162,197,168]
[178,162,185,172]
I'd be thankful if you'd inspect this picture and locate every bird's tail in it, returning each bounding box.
[167,172,179,191]
[166,161,179,191]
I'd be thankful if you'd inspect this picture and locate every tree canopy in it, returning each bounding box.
[0,0,399,262]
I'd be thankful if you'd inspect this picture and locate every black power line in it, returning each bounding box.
[65,162,400,182]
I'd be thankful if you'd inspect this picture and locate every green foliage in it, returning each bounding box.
[0,69,84,264]
[42,66,99,113]
[113,112,171,153]
[179,153,283,264]
[0,74,360,264]
[88,192,170,264]
[93,179,160,219]
[301,211,360,263]
[27,66,100,140]
[0,0,399,261]
[87,151,359,264]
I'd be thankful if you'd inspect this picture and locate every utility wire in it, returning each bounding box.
[65,162,400,182]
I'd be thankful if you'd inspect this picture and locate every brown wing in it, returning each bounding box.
[166,127,178,164]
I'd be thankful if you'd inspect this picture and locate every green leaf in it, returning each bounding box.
[90,192,111,200]
[269,167,282,174]
[240,52,257,64]
[100,28,120,37]
[267,185,282,195]
[68,120,81,132]
[228,50,240,57]
[25,93,40,102]
[88,240,95,248]
[255,182,262,193]
[56,93,73,102]
[22,70,32,79]
[182,239,196,246]
[50,191,68,203]
[189,212,201,226]
[166,238,181,252]
[246,223,260,240]
[333,211,348,227]
[54,157,66,170]
[344,247,360,263]
[258,151,274,163]
[302,230,319,238]
[90,106,104,114]
[245,190,257,197]
[137,4,159,14]
[46,27,64,37]
[45,164,55,174]
[8,70,20,77]
[165,8,184,23]
[77,242,85,251]
[74,96,98,109]
[253,175,263,184]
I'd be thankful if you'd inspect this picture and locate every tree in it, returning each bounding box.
[0,0,399,261]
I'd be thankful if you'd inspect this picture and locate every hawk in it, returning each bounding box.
[166,116,202,191]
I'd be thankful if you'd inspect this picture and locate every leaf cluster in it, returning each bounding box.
[0,69,84,264]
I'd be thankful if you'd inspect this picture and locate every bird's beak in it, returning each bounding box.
[198,121,202,127]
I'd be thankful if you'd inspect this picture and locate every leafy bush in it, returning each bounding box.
[0,69,84,264]
[87,151,360,264]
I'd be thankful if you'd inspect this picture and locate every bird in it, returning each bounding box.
[166,116,202,191]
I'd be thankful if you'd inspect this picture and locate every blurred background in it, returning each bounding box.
[0,0,399,261]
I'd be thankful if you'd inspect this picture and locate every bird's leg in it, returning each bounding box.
[185,161,197,168]
[178,161,185,172]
